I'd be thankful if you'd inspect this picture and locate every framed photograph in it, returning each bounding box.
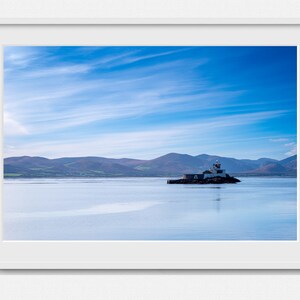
[0,23,299,269]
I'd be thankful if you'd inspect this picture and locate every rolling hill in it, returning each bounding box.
[4,153,297,178]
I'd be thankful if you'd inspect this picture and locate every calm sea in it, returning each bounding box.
[3,177,297,240]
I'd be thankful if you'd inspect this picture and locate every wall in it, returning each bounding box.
[1,0,300,298]
[1,270,300,299]
[0,0,299,22]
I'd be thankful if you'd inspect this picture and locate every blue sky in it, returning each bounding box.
[4,46,297,160]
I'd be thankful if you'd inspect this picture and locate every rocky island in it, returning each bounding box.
[167,160,240,184]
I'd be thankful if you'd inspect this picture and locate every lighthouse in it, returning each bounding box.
[167,160,240,184]
[203,160,227,179]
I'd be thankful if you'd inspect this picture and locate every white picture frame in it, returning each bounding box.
[0,2,299,269]
[0,0,300,25]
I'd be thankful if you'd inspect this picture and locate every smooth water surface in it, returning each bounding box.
[3,177,297,240]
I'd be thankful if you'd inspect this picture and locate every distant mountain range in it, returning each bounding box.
[4,153,297,178]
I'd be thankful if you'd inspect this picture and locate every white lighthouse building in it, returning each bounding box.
[182,160,227,180]
[168,160,240,184]
[202,160,226,179]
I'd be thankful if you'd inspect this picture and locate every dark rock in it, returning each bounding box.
[167,175,240,184]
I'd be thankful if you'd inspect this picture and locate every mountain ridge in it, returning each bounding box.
[4,153,297,178]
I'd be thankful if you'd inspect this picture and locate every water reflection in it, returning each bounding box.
[212,189,221,213]
[3,177,297,240]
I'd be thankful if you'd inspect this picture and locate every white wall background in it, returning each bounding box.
[1,270,300,299]
[0,0,300,298]
[0,0,299,22]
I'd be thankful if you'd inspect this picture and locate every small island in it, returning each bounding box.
[167,160,240,184]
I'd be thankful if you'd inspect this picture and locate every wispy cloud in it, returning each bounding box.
[4,47,40,70]
[4,112,29,136]
[285,146,297,156]
[4,109,289,158]
[4,46,297,159]
[24,64,93,78]
[120,48,192,64]
[284,142,297,156]
[284,142,295,147]
[269,138,289,142]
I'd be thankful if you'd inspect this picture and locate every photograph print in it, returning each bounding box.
[3,46,297,240]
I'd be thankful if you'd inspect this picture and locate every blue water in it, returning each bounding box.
[3,177,297,240]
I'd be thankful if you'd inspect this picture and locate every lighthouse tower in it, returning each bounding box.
[203,160,227,179]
